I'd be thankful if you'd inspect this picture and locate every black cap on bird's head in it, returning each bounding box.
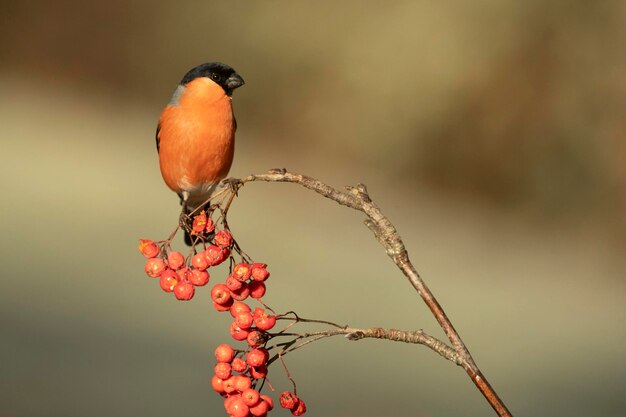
[180,62,245,96]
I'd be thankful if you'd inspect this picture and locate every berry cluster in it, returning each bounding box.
[139,210,306,416]
[211,343,274,417]
[139,229,231,300]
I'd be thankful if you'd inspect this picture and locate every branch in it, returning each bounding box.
[343,327,462,364]
[228,169,513,417]
[274,312,460,364]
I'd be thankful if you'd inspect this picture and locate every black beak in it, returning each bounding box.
[226,73,245,91]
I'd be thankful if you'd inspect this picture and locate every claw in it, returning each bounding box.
[222,177,242,194]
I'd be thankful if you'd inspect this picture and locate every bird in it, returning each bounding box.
[156,62,245,245]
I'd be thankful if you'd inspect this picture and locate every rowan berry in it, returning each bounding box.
[248,281,266,299]
[223,394,237,411]
[145,257,166,278]
[232,374,252,392]
[229,301,251,317]
[251,263,270,282]
[225,395,249,417]
[291,398,307,416]
[222,376,237,394]
[225,274,243,291]
[214,230,233,248]
[191,252,209,270]
[211,284,232,305]
[214,343,235,363]
[176,266,189,281]
[205,245,228,266]
[232,262,251,281]
[159,269,178,292]
[138,239,159,258]
[188,269,209,286]
[173,282,194,300]
[205,217,215,233]
[246,330,265,348]
[241,388,260,406]
[166,251,185,270]
[213,299,233,312]
[230,283,250,301]
[214,362,232,380]
[249,365,267,379]
[253,308,276,331]
[261,395,274,410]
[246,348,268,367]
[191,211,208,234]
[249,398,269,416]
[230,322,249,341]
[234,311,254,329]
[211,375,225,393]
[279,392,298,410]
[231,357,247,373]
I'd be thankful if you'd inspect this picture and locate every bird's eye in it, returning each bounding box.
[211,73,221,82]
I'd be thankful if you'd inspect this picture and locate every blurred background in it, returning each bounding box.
[1,1,625,416]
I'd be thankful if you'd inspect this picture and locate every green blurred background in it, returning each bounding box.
[1,1,625,416]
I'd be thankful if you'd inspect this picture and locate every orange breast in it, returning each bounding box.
[158,77,235,195]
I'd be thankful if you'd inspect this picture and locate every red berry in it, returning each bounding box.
[249,398,269,416]
[214,362,232,380]
[226,395,249,417]
[232,262,251,281]
[291,399,307,415]
[213,299,233,312]
[173,282,194,300]
[188,269,209,286]
[211,375,225,393]
[166,251,185,270]
[249,365,267,379]
[222,376,237,394]
[261,395,274,410]
[230,282,250,301]
[233,374,252,392]
[191,211,207,234]
[145,257,166,278]
[205,245,228,266]
[225,274,243,291]
[251,263,270,281]
[229,301,251,317]
[159,269,178,292]
[211,284,232,305]
[234,312,254,329]
[205,217,215,233]
[214,230,233,248]
[138,239,159,258]
[231,357,247,373]
[223,394,237,411]
[246,348,268,367]
[191,252,208,270]
[176,266,189,280]
[248,281,266,299]
[246,330,265,348]
[214,344,235,363]
[230,322,249,341]
[253,308,276,331]
[279,392,298,410]
[241,388,260,407]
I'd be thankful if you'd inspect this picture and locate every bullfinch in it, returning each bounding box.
[156,62,245,245]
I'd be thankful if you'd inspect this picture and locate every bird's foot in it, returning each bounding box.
[222,177,243,194]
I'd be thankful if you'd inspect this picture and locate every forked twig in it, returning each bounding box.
[222,169,513,417]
